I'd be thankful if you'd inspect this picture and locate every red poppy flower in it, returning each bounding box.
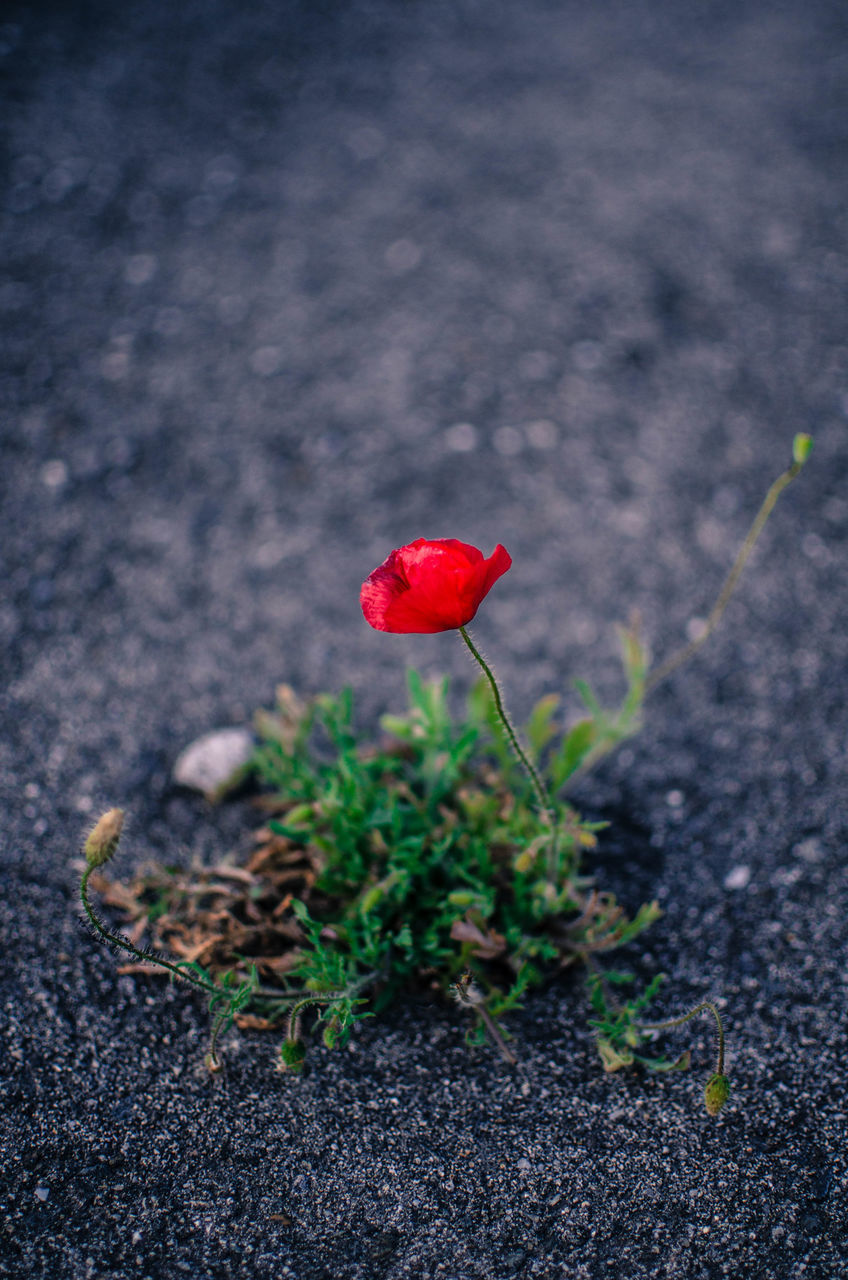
[360,538,512,634]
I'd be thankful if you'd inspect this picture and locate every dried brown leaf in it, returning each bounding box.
[233,1013,276,1031]
[450,917,507,960]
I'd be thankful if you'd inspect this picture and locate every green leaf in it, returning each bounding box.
[615,901,663,949]
[550,718,597,789]
[268,819,312,841]
[597,1038,635,1072]
[617,620,647,688]
[466,674,494,723]
[406,667,427,713]
[394,924,413,950]
[602,969,636,987]
[636,1049,691,1073]
[629,969,667,1013]
[427,675,450,728]
[524,693,560,756]
[573,679,603,717]
[379,713,414,742]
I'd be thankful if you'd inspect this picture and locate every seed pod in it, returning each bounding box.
[792,433,813,465]
[278,1038,307,1073]
[84,808,124,868]
[704,1072,730,1116]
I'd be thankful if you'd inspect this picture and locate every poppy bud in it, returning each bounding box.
[279,1037,307,1073]
[360,538,511,634]
[704,1072,730,1116]
[84,808,124,868]
[447,889,477,908]
[792,433,813,466]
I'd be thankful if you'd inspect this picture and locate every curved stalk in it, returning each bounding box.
[80,865,222,998]
[646,447,810,695]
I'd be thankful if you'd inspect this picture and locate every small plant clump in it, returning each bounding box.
[80,436,813,1114]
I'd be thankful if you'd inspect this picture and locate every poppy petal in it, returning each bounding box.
[360,539,511,633]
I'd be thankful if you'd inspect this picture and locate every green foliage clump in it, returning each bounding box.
[80,627,669,1073]
[240,619,660,1062]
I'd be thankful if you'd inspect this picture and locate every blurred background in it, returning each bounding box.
[3,2,845,724]
[3,0,846,875]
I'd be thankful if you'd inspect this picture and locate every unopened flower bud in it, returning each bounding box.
[84,808,124,868]
[792,433,813,466]
[278,1037,306,1073]
[451,971,485,1007]
[704,1072,730,1116]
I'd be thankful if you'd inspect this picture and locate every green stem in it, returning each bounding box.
[458,625,560,880]
[561,445,810,793]
[458,625,552,818]
[81,865,222,998]
[477,1004,518,1065]
[451,972,517,1065]
[285,969,381,1031]
[645,453,807,695]
[641,999,725,1076]
[206,1007,231,1072]
[82,862,370,1015]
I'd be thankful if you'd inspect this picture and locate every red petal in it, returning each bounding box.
[360,539,511,633]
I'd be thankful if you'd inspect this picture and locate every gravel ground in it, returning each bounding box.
[2,2,847,1276]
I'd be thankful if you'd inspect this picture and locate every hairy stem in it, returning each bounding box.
[477,1004,518,1065]
[641,999,725,1076]
[561,444,811,793]
[459,625,562,881]
[285,969,382,1029]
[459,626,550,815]
[206,1007,231,1071]
[81,865,222,998]
[646,452,808,695]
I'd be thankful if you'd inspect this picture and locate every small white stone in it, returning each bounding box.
[793,837,824,863]
[724,865,751,891]
[571,340,603,371]
[41,459,68,488]
[686,616,708,642]
[493,424,523,456]
[101,349,130,380]
[518,349,554,380]
[173,728,254,799]
[347,126,385,159]
[385,238,421,273]
[525,418,558,449]
[125,253,157,285]
[444,421,477,452]
[249,346,282,377]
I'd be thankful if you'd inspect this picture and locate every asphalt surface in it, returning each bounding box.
[2,2,847,1276]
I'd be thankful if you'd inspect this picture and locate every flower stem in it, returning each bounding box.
[459,625,559,876]
[205,1007,231,1073]
[80,865,222,998]
[451,971,518,1064]
[640,999,730,1114]
[646,448,810,695]
[641,999,725,1076]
